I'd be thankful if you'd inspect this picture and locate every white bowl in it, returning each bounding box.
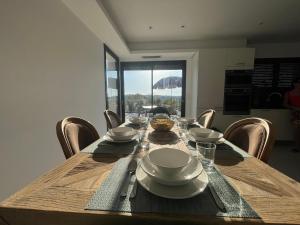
[107,132,136,141]
[109,127,135,137]
[187,118,196,124]
[148,148,190,176]
[141,155,203,186]
[189,127,212,139]
[154,114,169,119]
[129,116,147,125]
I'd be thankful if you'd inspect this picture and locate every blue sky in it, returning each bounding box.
[124,70,182,96]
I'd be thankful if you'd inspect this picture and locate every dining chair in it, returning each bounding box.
[56,117,100,159]
[197,109,216,128]
[104,110,122,129]
[223,117,275,163]
[149,106,170,116]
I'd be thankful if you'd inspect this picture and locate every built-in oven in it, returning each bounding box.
[223,70,252,115]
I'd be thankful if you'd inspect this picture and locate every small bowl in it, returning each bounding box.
[189,127,212,139]
[129,116,147,125]
[108,132,136,141]
[187,118,196,124]
[154,114,169,119]
[150,118,174,131]
[109,127,135,137]
[148,148,190,176]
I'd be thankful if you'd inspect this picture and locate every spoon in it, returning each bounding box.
[120,159,137,197]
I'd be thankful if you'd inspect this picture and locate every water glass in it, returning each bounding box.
[140,140,150,151]
[179,121,188,130]
[148,112,154,118]
[196,142,216,171]
[179,128,187,138]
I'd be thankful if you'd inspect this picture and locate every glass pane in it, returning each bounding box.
[123,70,152,119]
[153,70,183,116]
[105,52,119,113]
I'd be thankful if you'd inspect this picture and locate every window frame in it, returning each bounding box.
[120,60,186,121]
[104,44,121,116]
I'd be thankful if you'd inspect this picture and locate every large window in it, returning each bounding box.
[252,58,300,109]
[121,61,186,120]
[104,45,120,115]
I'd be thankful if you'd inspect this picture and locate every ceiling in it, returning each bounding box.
[101,0,300,44]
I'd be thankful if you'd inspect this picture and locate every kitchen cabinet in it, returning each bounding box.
[211,109,293,141]
[226,48,255,70]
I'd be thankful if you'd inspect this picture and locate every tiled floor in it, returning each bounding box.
[268,142,300,182]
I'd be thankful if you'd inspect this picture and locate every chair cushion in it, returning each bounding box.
[227,123,266,157]
[65,123,96,154]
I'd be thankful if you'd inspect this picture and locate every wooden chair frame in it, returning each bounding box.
[224,117,275,163]
[56,117,100,159]
[197,109,216,128]
[104,110,122,129]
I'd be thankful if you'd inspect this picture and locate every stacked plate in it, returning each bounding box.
[136,148,208,199]
[103,127,138,143]
[129,116,147,125]
[188,128,224,143]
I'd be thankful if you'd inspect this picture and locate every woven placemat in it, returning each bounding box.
[86,157,260,218]
[187,140,250,159]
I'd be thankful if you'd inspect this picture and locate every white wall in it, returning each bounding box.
[197,49,228,113]
[0,0,107,201]
[249,41,300,58]
[185,59,193,117]
[191,52,199,117]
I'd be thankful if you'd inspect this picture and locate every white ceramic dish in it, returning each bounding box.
[109,127,135,137]
[141,155,203,186]
[107,132,136,141]
[154,114,169,119]
[148,148,190,175]
[129,116,147,125]
[187,131,223,143]
[136,165,208,199]
[189,127,212,139]
[187,118,196,124]
[102,134,138,143]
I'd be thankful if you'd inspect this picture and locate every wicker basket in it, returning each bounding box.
[150,118,175,131]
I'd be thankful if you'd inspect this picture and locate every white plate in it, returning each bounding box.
[102,134,139,143]
[136,165,208,199]
[141,155,203,186]
[129,117,147,125]
[107,131,137,141]
[188,131,223,143]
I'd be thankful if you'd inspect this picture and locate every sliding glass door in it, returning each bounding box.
[121,61,186,120]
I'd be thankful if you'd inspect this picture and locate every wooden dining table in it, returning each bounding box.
[1,124,300,225]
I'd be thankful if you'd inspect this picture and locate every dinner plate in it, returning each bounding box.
[187,131,223,143]
[102,134,139,143]
[128,117,147,125]
[107,130,137,141]
[141,155,203,186]
[136,165,208,199]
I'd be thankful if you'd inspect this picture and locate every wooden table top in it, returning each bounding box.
[1,125,300,225]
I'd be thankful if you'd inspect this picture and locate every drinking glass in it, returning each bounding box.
[140,140,150,151]
[138,129,149,151]
[178,120,188,130]
[196,142,216,171]
[148,112,154,119]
